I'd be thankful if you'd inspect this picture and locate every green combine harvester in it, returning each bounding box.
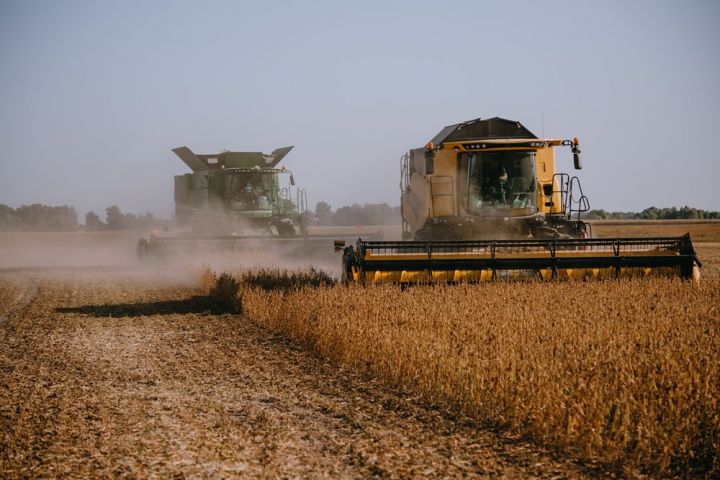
[137,146,377,261]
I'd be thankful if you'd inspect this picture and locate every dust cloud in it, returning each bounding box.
[0,231,140,269]
[0,225,401,279]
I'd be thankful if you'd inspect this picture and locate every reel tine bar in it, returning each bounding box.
[345,234,700,282]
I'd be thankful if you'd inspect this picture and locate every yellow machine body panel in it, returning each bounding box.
[354,267,690,284]
[533,146,562,215]
[350,265,688,284]
[426,140,458,217]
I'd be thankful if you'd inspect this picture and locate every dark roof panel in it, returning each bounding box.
[431,117,537,144]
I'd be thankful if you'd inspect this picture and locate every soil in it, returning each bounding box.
[0,266,611,479]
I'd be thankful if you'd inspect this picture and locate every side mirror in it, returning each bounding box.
[290,174,295,186]
[542,184,554,196]
[572,145,582,170]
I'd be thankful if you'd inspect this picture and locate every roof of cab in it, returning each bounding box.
[430,117,537,145]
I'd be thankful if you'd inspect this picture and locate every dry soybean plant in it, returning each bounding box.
[239,268,336,292]
[207,266,719,476]
[199,268,242,313]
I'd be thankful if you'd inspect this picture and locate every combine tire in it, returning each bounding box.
[136,238,149,262]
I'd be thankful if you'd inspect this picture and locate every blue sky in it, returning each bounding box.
[1,0,718,218]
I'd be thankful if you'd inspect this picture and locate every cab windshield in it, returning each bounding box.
[459,151,537,215]
[225,170,288,212]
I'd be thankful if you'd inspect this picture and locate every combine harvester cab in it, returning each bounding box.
[339,117,701,284]
[138,146,381,262]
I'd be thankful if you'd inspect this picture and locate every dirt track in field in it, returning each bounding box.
[0,267,607,479]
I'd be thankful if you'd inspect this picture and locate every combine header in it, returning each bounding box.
[339,236,700,284]
[338,117,701,283]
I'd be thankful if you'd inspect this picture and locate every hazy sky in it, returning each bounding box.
[1,0,719,219]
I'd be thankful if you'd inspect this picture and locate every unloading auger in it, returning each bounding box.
[337,117,701,284]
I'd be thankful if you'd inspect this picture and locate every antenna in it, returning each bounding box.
[541,112,545,138]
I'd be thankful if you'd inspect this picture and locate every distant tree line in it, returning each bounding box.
[85,206,168,231]
[585,206,719,220]
[0,204,79,231]
[310,203,719,225]
[0,203,167,232]
[3,202,716,231]
[312,202,401,226]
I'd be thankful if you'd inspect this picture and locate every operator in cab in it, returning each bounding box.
[483,166,512,206]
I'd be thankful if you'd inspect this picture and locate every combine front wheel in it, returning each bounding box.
[136,238,149,262]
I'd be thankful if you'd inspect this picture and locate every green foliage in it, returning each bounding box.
[586,206,719,220]
[0,203,79,231]
[84,211,105,231]
[313,201,400,226]
[0,204,17,230]
[105,205,126,230]
[99,206,166,231]
[314,201,334,226]
[0,203,168,232]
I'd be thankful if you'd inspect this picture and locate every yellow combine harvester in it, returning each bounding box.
[338,117,701,283]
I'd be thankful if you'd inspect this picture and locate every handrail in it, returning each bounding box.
[400,153,410,192]
[566,176,590,221]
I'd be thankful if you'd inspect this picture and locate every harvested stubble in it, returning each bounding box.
[213,268,719,477]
